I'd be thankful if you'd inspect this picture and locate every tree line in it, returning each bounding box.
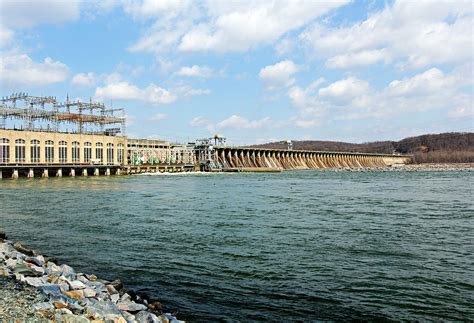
[252,132,474,163]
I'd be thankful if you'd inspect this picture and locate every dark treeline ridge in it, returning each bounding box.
[251,132,474,163]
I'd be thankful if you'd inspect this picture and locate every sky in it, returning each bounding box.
[0,0,472,145]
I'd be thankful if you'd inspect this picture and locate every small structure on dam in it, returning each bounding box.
[0,92,410,178]
[126,139,197,174]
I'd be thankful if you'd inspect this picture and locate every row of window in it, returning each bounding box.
[1,139,122,147]
[0,139,124,164]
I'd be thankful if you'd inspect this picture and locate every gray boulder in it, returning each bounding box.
[117,301,148,312]
[135,311,162,323]
[13,242,35,256]
[13,263,44,277]
[24,276,48,287]
[25,255,45,267]
[32,301,54,311]
[60,264,75,279]
[39,284,63,298]
[86,300,122,320]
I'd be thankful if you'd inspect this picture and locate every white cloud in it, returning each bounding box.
[0,53,69,87]
[319,77,370,102]
[253,137,279,145]
[89,0,121,13]
[114,63,145,79]
[275,37,296,56]
[127,1,199,54]
[184,88,211,97]
[190,114,275,132]
[71,72,96,87]
[189,116,216,133]
[259,60,299,90]
[190,116,211,127]
[448,106,474,119]
[129,19,193,54]
[79,0,122,20]
[0,26,13,47]
[124,114,136,127]
[128,0,348,54]
[293,119,320,128]
[179,1,348,52]
[95,81,141,100]
[95,81,176,105]
[151,113,167,121]
[288,78,325,110]
[174,85,211,97]
[0,0,80,28]
[385,68,456,97]
[177,65,214,78]
[288,67,471,126]
[325,49,391,69]
[123,0,192,20]
[302,0,473,69]
[146,84,176,104]
[375,67,471,117]
[288,78,327,128]
[216,115,273,129]
[103,72,122,84]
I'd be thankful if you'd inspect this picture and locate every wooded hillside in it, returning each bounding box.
[251,132,474,163]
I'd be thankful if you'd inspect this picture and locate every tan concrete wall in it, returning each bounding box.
[214,147,410,170]
[0,129,127,166]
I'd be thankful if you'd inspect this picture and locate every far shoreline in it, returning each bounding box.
[394,162,474,170]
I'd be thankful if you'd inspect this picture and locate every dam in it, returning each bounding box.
[0,92,410,178]
[207,146,408,172]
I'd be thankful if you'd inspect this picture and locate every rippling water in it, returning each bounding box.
[1,171,473,321]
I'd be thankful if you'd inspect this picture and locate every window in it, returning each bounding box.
[30,139,40,163]
[95,143,103,162]
[59,141,68,163]
[72,141,80,163]
[45,140,54,163]
[84,142,92,163]
[106,143,114,164]
[118,143,124,164]
[0,138,9,163]
[15,139,25,163]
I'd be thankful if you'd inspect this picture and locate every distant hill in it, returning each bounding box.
[251,132,474,163]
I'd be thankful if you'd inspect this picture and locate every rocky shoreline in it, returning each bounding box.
[398,163,474,171]
[0,234,183,322]
[331,163,474,172]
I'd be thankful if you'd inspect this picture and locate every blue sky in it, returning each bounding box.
[0,0,472,145]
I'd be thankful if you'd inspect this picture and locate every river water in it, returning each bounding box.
[0,170,473,321]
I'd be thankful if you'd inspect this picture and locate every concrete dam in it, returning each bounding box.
[0,92,411,178]
[207,146,410,172]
